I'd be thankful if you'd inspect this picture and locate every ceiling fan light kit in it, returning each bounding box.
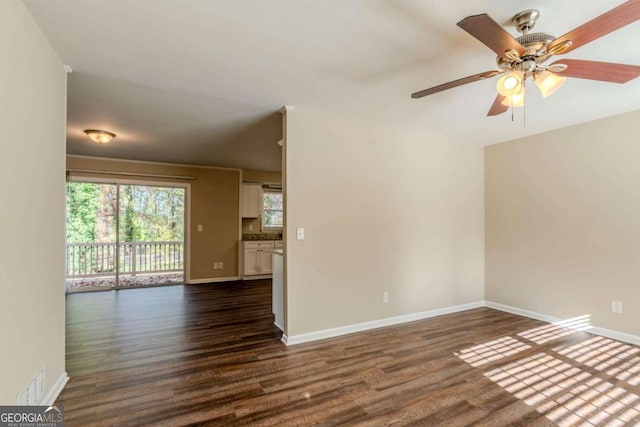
[534,71,567,98]
[411,0,640,118]
[496,72,523,96]
[501,87,526,108]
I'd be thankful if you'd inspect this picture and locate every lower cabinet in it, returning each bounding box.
[243,241,275,276]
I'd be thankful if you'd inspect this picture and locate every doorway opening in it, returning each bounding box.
[65,180,187,292]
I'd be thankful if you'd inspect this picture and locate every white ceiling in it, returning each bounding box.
[24,0,640,171]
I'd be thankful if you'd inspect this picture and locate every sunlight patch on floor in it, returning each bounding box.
[485,352,640,426]
[456,316,640,426]
[516,315,591,345]
[454,336,531,367]
[609,356,640,387]
[554,336,640,372]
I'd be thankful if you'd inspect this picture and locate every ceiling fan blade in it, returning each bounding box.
[411,70,500,98]
[551,59,640,83]
[487,94,508,116]
[457,14,525,57]
[547,0,640,55]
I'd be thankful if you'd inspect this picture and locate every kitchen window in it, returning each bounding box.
[262,189,283,230]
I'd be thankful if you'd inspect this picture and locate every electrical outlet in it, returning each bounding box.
[383,291,389,304]
[219,262,223,269]
[213,262,218,269]
[611,300,623,314]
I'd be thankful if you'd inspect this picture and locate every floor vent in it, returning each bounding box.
[17,367,45,405]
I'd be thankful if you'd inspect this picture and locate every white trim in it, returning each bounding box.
[283,301,485,346]
[484,301,561,324]
[589,326,640,346]
[238,171,243,284]
[242,274,272,280]
[274,321,284,331]
[184,185,191,284]
[281,300,640,347]
[41,372,69,406]
[188,276,241,284]
[485,301,640,346]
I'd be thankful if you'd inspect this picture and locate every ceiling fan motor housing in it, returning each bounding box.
[517,32,556,54]
[496,32,556,72]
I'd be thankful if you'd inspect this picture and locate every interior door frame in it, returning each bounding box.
[66,175,192,287]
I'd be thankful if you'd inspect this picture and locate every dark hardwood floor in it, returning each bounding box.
[59,281,640,426]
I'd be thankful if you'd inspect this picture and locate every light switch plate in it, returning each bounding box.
[197,224,203,232]
[611,300,623,314]
[296,227,304,240]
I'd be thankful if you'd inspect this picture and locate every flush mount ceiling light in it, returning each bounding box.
[84,129,116,144]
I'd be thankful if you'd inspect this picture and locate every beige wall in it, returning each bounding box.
[66,156,241,280]
[0,2,67,404]
[243,169,282,184]
[242,217,262,234]
[284,107,484,336]
[485,110,640,336]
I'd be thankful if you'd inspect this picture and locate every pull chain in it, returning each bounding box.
[523,81,527,128]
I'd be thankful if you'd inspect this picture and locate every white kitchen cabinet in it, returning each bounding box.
[241,183,262,218]
[243,246,260,276]
[243,241,275,276]
[257,248,272,274]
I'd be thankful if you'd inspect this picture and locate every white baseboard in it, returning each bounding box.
[188,276,240,284]
[242,274,272,281]
[485,301,640,346]
[589,326,640,346]
[280,300,640,348]
[41,372,69,406]
[484,301,562,324]
[283,301,485,346]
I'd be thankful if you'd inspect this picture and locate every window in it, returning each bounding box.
[262,190,283,230]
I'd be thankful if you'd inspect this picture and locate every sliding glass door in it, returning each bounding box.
[66,182,118,291]
[65,181,186,292]
[117,184,185,289]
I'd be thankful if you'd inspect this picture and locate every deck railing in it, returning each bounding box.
[66,241,184,278]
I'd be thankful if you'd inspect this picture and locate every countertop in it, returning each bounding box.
[242,233,282,241]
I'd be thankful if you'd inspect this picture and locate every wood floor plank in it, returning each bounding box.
[58,281,640,426]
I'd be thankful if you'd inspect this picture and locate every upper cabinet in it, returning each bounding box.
[241,183,262,218]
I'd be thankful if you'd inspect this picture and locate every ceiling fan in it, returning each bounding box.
[411,0,640,116]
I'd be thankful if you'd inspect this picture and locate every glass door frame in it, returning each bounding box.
[66,175,191,290]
